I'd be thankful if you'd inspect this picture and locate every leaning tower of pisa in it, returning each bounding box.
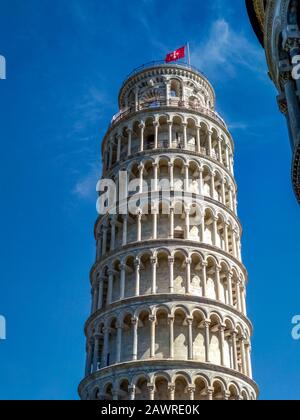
[78,62,259,401]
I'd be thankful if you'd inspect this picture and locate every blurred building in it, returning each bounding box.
[246,0,300,202]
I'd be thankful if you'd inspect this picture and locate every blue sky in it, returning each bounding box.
[0,0,299,400]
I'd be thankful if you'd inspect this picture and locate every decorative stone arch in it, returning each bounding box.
[227,382,241,400]
[241,388,250,401]
[102,382,114,401]
[211,377,227,400]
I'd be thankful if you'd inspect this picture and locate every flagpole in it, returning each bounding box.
[186,42,191,67]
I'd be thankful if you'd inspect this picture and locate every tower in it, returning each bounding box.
[78,62,258,401]
[246,0,300,203]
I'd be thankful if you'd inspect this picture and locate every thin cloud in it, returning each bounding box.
[192,19,265,80]
[73,163,100,201]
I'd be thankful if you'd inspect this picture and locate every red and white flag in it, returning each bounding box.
[165,46,185,63]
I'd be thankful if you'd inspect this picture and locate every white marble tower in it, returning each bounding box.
[78,62,258,401]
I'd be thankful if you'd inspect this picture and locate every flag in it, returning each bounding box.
[165,46,185,63]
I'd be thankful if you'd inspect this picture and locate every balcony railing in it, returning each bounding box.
[123,60,207,85]
[110,99,227,129]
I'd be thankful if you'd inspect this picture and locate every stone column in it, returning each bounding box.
[186,258,191,294]
[241,284,246,315]
[229,186,234,211]
[217,138,222,163]
[139,122,145,152]
[127,128,132,157]
[132,317,138,361]
[93,334,101,372]
[112,390,119,401]
[215,265,222,301]
[236,279,242,312]
[102,328,110,367]
[221,179,226,205]
[116,324,122,364]
[187,317,193,360]
[168,121,173,148]
[240,335,247,375]
[149,316,156,358]
[91,284,98,314]
[196,126,201,152]
[107,270,114,305]
[119,263,126,300]
[96,233,102,261]
[117,134,122,161]
[185,208,190,240]
[199,167,203,196]
[137,212,142,242]
[129,385,136,401]
[219,324,226,367]
[168,257,174,293]
[134,258,140,297]
[225,145,230,169]
[232,330,238,371]
[211,172,215,199]
[183,123,188,149]
[188,387,195,401]
[212,216,218,246]
[148,384,155,400]
[224,222,229,253]
[184,163,189,192]
[202,262,207,297]
[170,207,174,239]
[245,343,253,379]
[169,162,174,189]
[110,217,116,251]
[207,130,212,157]
[168,316,174,359]
[138,164,144,194]
[85,339,93,376]
[200,211,205,242]
[168,384,175,401]
[233,231,238,258]
[152,208,158,240]
[151,257,157,294]
[154,121,159,149]
[122,215,128,246]
[108,142,113,168]
[227,272,233,306]
[102,224,108,256]
[204,320,211,363]
[97,277,104,310]
[207,387,213,401]
[152,162,158,191]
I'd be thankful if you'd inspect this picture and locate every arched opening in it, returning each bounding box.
[174,309,188,360]
[173,251,186,294]
[124,256,135,299]
[139,253,152,295]
[190,254,203,296]
[156,252,170,293]
[192,311,206,362]
[137,310,151,360]
[156,309,169,358]
[103,383,113,401]
[122,314,133,362]
[212,380,225,401]
[194,377,208,400]
[119,379,130,401]
[154,377,169,400]
[209,315,221,365]
[135,377,149,400]
[174,376,189,400]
